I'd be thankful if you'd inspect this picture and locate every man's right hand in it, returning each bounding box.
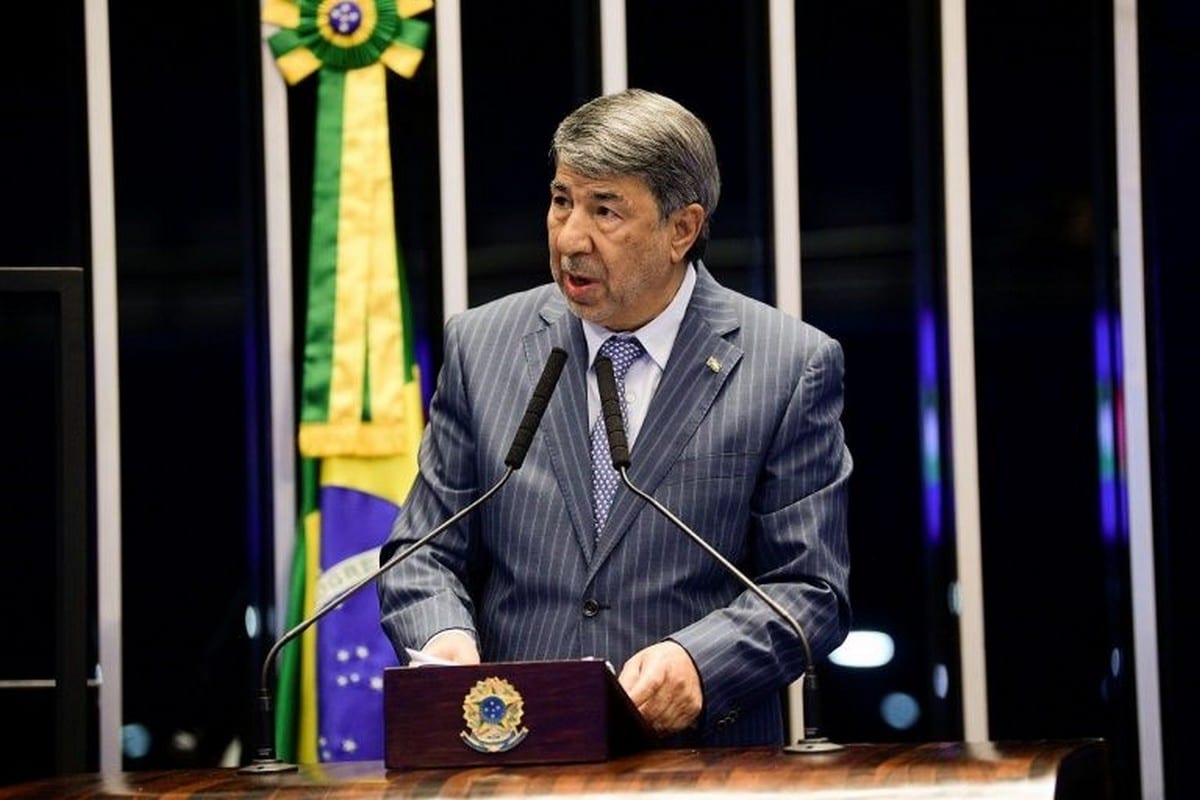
[421,629,480,664]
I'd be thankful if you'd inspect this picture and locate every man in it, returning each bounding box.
[378,88,851,746]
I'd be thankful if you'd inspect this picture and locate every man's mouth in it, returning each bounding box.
[561,270,602,303]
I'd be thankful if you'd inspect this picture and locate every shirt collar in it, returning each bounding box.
[582,263,697,371]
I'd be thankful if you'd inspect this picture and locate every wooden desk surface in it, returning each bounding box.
[0,740,1108,799]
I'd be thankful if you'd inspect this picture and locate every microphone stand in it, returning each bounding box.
[240,347,569,774]
[595,354,841,754]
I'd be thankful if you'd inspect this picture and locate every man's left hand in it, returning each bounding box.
[617,640,703,736]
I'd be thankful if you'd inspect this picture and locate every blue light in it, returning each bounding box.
[122,723,152,759]
[932,663,949,699]
[917,308,943,546]
[1093,310,1124,544]
[881,692,921,730]
[245,605,261,639]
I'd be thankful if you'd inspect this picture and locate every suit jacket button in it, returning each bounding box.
[582,599,601,618]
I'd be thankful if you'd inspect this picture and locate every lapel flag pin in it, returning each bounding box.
[706,356,721,373]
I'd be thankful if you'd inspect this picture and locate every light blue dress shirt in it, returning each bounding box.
[581,264,698,450]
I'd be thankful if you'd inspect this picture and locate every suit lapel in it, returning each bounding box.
[588,267,743,576]
[522,297,598,559]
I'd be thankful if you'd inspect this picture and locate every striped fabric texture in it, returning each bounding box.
[377,264,852,746]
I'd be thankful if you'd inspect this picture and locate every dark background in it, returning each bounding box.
[1,1,1195,798]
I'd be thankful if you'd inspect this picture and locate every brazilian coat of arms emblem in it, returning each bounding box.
[460,676,529,753]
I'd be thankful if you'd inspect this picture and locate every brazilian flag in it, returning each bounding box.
[263,0,433,762]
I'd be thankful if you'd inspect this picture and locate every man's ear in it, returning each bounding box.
[668,203,705,264]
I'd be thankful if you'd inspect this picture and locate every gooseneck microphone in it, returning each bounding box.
[240,347,569,774]
[594,355,842,754]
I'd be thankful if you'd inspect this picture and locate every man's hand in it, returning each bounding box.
[617,640,702,736]
[421,630,480,664]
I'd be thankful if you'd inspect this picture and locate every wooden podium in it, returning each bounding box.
[0,662,1111,797]
[0,740,1110,798]
[383,659,653,769]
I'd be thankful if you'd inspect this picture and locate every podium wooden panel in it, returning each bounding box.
[383,659,653,768]
[0,740,1108,799]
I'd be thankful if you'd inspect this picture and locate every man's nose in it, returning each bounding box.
[554,208,593,255]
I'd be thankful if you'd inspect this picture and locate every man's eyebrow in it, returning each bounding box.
[548,180,626,204]
[589,189,623,203]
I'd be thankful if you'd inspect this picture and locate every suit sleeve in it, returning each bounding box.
[377,316,483,656]
[668,335,852,734]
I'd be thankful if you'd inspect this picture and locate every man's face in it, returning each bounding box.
[547,165,687,332]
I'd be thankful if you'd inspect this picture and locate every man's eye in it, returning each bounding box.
[596,206,616,218]
[551,195,570,208]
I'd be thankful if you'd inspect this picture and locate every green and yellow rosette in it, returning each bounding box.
[262,0,432,461]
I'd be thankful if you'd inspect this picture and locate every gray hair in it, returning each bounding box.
[550,89,721,262]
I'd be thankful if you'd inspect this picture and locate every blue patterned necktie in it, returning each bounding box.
[590,336,645,534]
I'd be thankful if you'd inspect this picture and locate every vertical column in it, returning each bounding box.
[1114,0,1164,796]
[84,0,123,774]
[599,0,627,94]
[437,0,468,318]
[940,0,988,742]
[767,0,805,740]
[768,0,802,318]
[259,5,296,641]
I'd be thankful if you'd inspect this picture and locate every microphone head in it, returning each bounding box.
[594,356,631,469]
[504,347,568,468]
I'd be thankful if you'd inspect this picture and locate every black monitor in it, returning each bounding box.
[0,267,89,782]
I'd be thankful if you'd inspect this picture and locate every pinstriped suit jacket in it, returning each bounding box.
[378,264,851,747]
